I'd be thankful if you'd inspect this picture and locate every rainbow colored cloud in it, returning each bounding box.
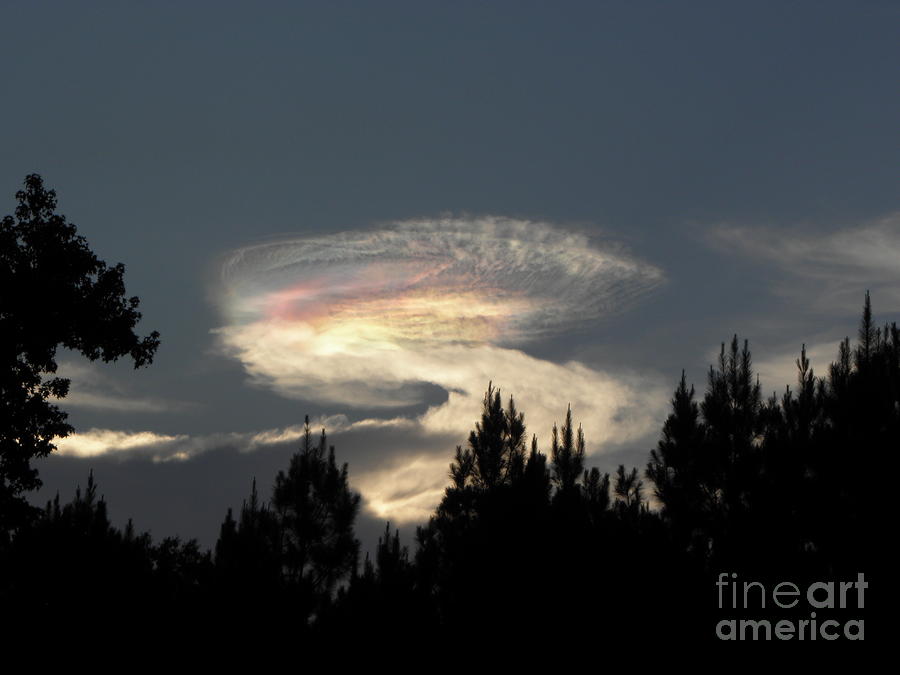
[212,216,667,521]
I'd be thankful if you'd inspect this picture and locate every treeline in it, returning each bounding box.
[0,296,893,643]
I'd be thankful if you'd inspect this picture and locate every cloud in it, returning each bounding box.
[55,361,191,414]
[53,422,322,463]
[55,429,190,459]
[54,412,364,462]
[352,452,452,523]
[49,417,452,521]
[711,211,900,313]
[205,217,669,522]
[217,217,663,348]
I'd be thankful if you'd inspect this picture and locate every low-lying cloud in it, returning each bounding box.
[56,429,190,459]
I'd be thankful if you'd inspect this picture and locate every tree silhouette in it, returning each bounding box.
[321,520,437,638]
[271,416,361,619]
[613,464,643,513]
[1,470,214,635]
[649,337,783,574]
[646,370,706,551]
[214,477,281,608]
[0,174,159,535]
[450,382,528,491]
[550,404,585,495]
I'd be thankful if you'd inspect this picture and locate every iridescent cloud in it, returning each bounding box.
[213,217,668,522]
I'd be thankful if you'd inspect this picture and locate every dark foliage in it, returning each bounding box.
[207,416,361,640]
[0,174,159,535]
[1,471,212,634]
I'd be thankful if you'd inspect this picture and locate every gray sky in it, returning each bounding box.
[2,0,897,552]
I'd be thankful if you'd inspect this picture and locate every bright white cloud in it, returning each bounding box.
[52,416,340,463]
[208,217,669,522]
[353,452,452,524]
[215,319,666,444]
[712,211,900,313]
[55,429,189,459]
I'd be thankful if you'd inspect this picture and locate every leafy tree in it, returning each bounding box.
[0,174,159,533]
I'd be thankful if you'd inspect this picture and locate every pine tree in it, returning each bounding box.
[447,383,530,492]
[647,372,702,504]
[613,465,643,514]
[550,405,585,494]
[272,416,361,614]
[856,289,874,368]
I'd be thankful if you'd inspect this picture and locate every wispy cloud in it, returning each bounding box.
[204,217,669,522]
[51,417,453,522]
[218,217,664,347]
[55,429,190,459]
[55,361,192,414]
[54,413,358,463]
[711,211,900,313]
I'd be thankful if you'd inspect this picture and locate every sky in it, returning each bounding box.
[1,0,897,553]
